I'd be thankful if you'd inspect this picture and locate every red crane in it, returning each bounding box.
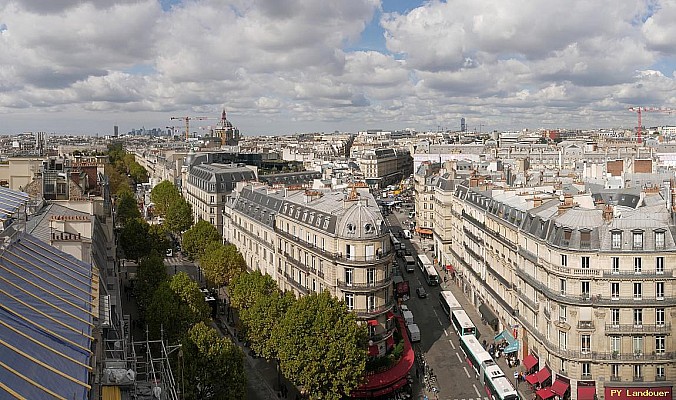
[170,116,213,141]
[628,107,674,144]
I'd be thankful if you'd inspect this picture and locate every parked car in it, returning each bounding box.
[416,286,427,298]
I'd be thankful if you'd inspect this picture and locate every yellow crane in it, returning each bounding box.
[170,116,213,141]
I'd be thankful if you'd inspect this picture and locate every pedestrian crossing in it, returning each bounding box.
[164,257,184,265]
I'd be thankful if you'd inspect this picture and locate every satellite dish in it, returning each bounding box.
[559,194,565,202]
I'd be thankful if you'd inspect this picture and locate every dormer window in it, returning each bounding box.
[346,223,356,234]
[655,230,665,249]
[611,231,622,250]
[364,223,374,234]
[633,231,643,250]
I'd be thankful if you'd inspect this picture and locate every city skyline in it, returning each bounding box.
[0,0,675,136]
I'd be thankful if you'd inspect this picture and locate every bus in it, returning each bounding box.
[451,309,477,337]
[484,375,519,400]
[390,233,403,250]
[404,255,416,273]
[423,264,440,286]
[417,254,432,270]
[460,334,492,376]
[439,291,463,317]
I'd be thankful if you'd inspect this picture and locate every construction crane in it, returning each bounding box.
[170,116,212,141]
[628,107,675,144]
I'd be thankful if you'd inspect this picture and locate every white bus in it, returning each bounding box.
[404,255,416,273]
[439,291,463,318]
[417,254,432,270]
[460,334,492,376]
[484,375,519,400]
[451,309,477,337]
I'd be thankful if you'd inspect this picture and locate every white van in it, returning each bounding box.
[407,323,421,342]
[403,310,414,326]
[403,229,412,239]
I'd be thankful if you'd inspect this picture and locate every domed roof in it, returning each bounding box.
[183,147,196,167]
[216,109,233,129]
[336,200,386,240]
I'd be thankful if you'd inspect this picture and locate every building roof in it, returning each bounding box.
[25,203,91,243]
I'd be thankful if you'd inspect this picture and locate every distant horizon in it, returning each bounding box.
[1,1,675,134]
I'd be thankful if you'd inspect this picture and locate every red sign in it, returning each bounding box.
[605,387,672,400]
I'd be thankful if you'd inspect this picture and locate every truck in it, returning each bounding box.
[407,323,421,342]
[402,310,415,326]
[393,275,410,299]
[404,255,416,273]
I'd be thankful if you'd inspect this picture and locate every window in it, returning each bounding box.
[656,282,665,300]
[344,268,353,286]
[344,293,354,310]
[634,257,642,273]
[367,294,376,311]
[367,268,375,285]
[563,229,572,245]
[312,279,317,292]
[581,334,591,354]
[633,309,643,326]
[656,257,664,274]
[582,362,591,377]
[610,336,620,353]
[581,256,590,269]
[633,364,642,379]
[558,330,567,350]
[656,366,665,379]
[560,278,567,296]
[611,282,620,300]
[633,336,643,355]
[655,336,665,354]
[561,254,568,267]
[633,282,642,300]
[580,231,591,248]
[655,231,665,249]
[611,364,620,378]
[559,305,567,323]
[611,308,620,326]
[345,244,354,260]
[581,281,590,298]
[611,231,622,249]
[612,257,620,273]
[633,232,643,249]
[656,308,665,326]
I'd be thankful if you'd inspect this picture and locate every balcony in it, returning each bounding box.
[516,288,539,312]
[656,375,667,381]
[463,227,484,245]
[283,251,311,273]
[633,376,644,382]
[335,252,393,266]
[353,299,395,318]
[283,272,309,295]
[577,321,595,331]
[336,277,391,291]
[601,269,674,279]
[604,323,671,335]
[610,376,621,382]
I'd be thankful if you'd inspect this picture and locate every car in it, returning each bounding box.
[416,286,427,298]
[404,248,412,256]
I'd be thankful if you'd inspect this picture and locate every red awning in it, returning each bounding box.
[446,264,454,272]
[526,373,539,385]
[368,345,379,357]
[551,380,570,396]
[386,311,395,319]
[536,367,551,384]
[577,386,596,400]
[536,388,556,400]
[367,319,379,326]
[417,227,433,235]
[523,354,539,370]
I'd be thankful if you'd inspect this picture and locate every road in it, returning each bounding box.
[385,209,492,400]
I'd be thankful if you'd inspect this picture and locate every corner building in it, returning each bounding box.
[224,185,396,352]
[444,181,674,400]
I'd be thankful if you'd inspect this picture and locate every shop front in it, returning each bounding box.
[604,386,672,400]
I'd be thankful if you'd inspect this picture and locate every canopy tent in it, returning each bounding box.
[495,329,519,353]
[526,373,539,385]
[551,380,570,396]
[536,367,552,384]
[523,354,539,371]
[536,388,556,400]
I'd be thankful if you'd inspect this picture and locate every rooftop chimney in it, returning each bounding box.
[602,204,614,222]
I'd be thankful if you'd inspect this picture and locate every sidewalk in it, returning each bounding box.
[409,236,535,400]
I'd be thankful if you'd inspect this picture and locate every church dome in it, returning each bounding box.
[336,200,386,240]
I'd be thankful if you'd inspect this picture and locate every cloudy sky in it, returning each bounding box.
[1,0,676,136]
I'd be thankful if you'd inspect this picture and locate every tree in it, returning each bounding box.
[166,197,193,235]
[105,164,130,195]
[182,220,221,260]
[119,218,150,261]
[229,270,277,311]
[240,290,295,360]
[271,291,367,399]
[148,223,171,255]
[181,322,246,400]
[129,162,149,184]
[115,189,141,226]
[169,272,211,320]
[199,242,246,288]
[150,180,181,216]
[134,251,167,314]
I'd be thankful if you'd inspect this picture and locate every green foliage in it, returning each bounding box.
[169,272,211,320]
[181,322,246,400]
[166,197,193,234]
[240,290,295,360]
[229,270,277,311]
[119,218,151,261]
[105,163,130,195]
[199,242,246,288]
[134,251,167,314]
[129,162,149,184]
[150,180,181,216]
[148,223,172,255]
[115,189,140,226]
[271,291,367,399]
[182,220,221,260]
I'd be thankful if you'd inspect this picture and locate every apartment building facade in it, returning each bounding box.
[224,185,396,355]
[442,181,674,400]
